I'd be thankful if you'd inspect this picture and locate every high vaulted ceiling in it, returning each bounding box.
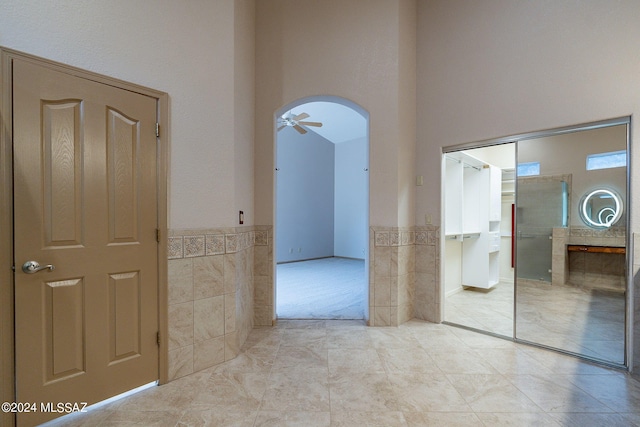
[283,101,367,144]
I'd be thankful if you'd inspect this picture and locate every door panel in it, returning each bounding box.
[109,271,141,363]
[13,58,159,426]
[108,107,139,243]
[514,124,628,366]
[43,100,83,247]
[44,278,85,383]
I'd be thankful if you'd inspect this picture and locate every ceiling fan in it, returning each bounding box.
[277,111,323,135]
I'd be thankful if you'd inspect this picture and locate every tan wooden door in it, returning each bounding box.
[13,58,159,426]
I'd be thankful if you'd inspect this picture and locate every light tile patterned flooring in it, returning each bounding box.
[445,281,515,337]
[46,319,640,427]
[445,280,626,364]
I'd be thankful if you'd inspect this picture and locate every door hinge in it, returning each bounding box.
[157,331,161,346]
[155,123,160,138]
[156,228,161,243]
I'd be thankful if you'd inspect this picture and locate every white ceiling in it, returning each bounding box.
[285,101,367,144]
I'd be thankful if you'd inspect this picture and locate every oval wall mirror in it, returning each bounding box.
[579,188,623,229]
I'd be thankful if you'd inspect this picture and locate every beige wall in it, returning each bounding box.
[234,0,256,226]
[518,125,627,229]
[3,0,640,376]
[0,0,257,410]
[0,0,255,229]
[254,0,418,327]
[417,0,640,371]
[416,0,640,227]
[254,0,417,227]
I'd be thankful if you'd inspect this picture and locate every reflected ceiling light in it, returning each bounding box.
[580,188,622,229]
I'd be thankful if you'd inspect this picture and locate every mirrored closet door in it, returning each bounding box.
[443,144,515,338]
[514,122,628,366]
[443,119,629,367]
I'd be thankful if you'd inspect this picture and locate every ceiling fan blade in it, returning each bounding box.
[298,121,323,128]
[277,124,286,131]
[293,124,308,134]
[292,112,309,121]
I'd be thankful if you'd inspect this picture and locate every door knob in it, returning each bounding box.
[21,260,55,274]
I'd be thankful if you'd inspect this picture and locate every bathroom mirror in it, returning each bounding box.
[579,188,623,229]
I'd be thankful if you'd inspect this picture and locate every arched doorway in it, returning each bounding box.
[274,96,369,320]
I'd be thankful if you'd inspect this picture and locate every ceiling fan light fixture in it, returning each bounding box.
[277,111,322,135]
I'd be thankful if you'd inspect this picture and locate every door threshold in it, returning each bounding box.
[38,381,158,427]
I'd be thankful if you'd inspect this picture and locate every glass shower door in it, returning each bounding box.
[516,179,567,282]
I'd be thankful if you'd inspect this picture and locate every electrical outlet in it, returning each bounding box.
[425,214,432,224]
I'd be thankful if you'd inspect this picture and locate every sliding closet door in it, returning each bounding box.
[442,144,514,338]
[514,123,628,366]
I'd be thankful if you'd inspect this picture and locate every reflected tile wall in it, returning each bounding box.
[552,226,627,291]
[167,226,272,381]
[551,227,569,286]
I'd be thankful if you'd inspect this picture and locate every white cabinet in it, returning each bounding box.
[488,165,502,222]
[444,156,463,236]
[488,231,501,253]
[444,152,487,236]
[461,232,500,289]
[444,152,502,289]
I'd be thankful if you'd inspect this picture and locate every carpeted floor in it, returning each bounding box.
[276,257,366,319]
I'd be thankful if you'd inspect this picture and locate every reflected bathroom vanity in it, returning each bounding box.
[551,188,626,292]
[443,118,629,367]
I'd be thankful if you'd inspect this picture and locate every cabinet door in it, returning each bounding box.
[462,166,484,233]
[488,165,502,222]
[444,156,463,235]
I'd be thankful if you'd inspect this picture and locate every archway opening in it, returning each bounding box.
[274,96,369,320]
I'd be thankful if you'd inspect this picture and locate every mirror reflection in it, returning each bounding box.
[515,123,627,365]
[579,188,623,229]
[443,121,628,367]
[442,144,515,338]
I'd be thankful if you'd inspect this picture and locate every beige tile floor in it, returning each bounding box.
[46,319,640,427]
[445,281,514,337]
[445,280,626,364]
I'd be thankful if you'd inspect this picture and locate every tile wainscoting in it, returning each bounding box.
[165,224,441,380]
[370,225,441,326]
[166,226,273,381]
[414,226,442,324]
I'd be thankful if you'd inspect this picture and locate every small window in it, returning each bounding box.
[517,162,540,177]
[586,150,626,171]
